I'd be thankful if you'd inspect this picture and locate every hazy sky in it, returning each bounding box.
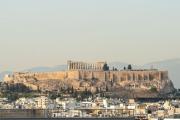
[0,0,180,72]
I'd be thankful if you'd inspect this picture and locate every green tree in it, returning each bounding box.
[111,80,113,87]
[67,86,71,94]
[150,86,157,93]
[71,86,74,94]
[96,87,99,93]
[103,63,109,71]
[128,64,132,70]
[49,92,58,100]
[8,93,19,101]
[106,85,109,92]
[73,90,78,98]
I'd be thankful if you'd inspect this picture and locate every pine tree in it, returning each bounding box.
[106,85,109,92]
[71,86,74,94]
[128,64,132,70]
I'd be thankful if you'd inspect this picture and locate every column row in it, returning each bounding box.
[68,62,103,70]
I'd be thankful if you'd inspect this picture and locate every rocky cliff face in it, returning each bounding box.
[159,79,175,94]
[4,70,175,98]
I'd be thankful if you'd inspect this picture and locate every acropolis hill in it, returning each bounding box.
[4,60,175,98]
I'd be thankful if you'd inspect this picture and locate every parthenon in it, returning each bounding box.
[67,60,106,71]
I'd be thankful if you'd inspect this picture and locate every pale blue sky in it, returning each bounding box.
[0,0,180,72]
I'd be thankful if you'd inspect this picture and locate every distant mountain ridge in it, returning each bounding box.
[23,65,67,72]
[0,58,180,88]
[143,58,180,89]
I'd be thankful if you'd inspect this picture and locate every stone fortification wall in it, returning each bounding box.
[78,71,106,80]
[78,70,168,81]
[67,71,79,80]
[4,70,168,83]
[34,72,67,80]
[110,70,168,81]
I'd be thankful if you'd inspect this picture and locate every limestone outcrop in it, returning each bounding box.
[3,69,175,98]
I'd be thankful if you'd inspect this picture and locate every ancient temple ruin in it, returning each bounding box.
[67,60,106,71]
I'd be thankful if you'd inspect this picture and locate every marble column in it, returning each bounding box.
[67,62,69,70]
[73,63,75,69]
[77,63,79,70]
[79,63,81,70]
[69,63,72,70]
[71,63,73,70]
[84,64,86,70]
[70,63,72,70]
[74,63,76,70]
[87,64,89,70]
[76,63,78,70]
